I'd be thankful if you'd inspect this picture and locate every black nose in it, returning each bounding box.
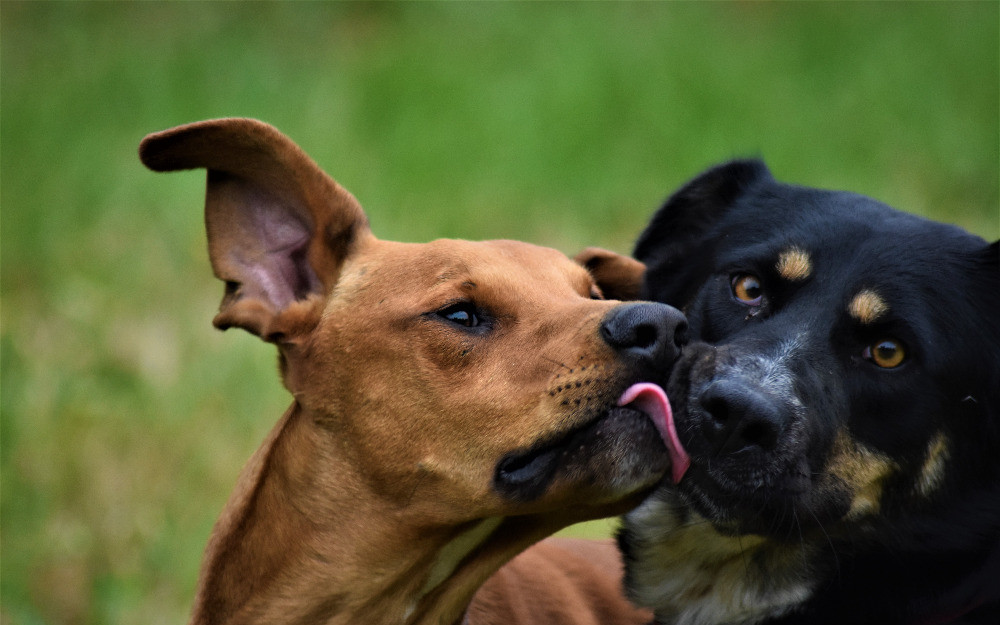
[600,302,687,371]
[699,379,784,455]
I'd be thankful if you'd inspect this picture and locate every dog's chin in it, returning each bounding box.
[492,407,670,503]
[675,463,850,539]
[677,475,785,537]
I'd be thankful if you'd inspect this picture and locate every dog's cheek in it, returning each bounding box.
[822,432,899,524]
[844,381,942,459]
[422,337,481,371]
[797,474,853,530]
[686,277,743,344]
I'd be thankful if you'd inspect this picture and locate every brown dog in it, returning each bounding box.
[140,119,687,625]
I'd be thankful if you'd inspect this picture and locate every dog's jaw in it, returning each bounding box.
[621,490,815,625]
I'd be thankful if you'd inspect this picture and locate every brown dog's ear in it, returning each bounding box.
[574,247,646,301]
[140,118,370,341]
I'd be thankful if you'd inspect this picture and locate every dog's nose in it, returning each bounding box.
[699,380,784,455]
[601,303,687,370]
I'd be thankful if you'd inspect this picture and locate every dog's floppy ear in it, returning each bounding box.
[140,118,370,341]
[574,247,646,301]
[633,159,771,306]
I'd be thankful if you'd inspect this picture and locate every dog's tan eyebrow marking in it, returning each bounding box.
[848,289,890,324]
[775,247,812,281]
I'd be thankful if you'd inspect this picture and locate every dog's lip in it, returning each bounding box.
[618,383,690,484]
[494,412,618,497]
[493,397,670,501]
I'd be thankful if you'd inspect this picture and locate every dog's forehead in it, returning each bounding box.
[347,238,592,293]
[713,188,992,336]
[729,187,983,277]
[723,188,997,360]
[430,238,590,286]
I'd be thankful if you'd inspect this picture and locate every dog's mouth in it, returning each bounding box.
[493,383,689,502]
[669,400,833,536]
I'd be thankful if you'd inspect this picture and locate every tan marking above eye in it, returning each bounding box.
[775,247,812,281]
[849,289,889,325]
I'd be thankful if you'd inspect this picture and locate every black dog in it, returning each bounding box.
[618,160,1000,625]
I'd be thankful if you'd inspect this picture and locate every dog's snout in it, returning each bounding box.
[699,380,784,455]
[601,303,687,370]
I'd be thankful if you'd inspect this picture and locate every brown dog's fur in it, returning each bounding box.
[469,538,647,625]
[141,119,675,625]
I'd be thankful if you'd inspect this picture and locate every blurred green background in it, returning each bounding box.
[2,2,997,623]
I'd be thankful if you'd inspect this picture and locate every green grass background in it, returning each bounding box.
[2,2,997,623]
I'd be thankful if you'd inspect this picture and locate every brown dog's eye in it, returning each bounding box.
[863,339,906,369]
[437,302,480,328]
[731,273,763,305]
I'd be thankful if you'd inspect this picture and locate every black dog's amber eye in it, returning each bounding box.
[437,302,480,328]
[731,273,763,305]
[863,339,906,369]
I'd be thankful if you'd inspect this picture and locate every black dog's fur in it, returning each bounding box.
[619,160,1000,625]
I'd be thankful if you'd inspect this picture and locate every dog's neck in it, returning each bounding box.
[188,404,551,625]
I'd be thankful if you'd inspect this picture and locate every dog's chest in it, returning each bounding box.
[624,495,815,625]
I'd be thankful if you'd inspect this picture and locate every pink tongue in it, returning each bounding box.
[618,383,690,484]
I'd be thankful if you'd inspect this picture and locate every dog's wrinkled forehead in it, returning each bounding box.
[341,238,596,304]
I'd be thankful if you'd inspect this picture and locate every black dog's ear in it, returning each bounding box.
[633,159,771,306]
[980,239,1000,306]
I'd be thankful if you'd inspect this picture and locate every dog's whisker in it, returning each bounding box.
[541,355,574,374]
[806,507,839,579]
[404,470,428,508]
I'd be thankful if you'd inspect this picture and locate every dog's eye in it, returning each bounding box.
[589,286,604,300]
[862,339,907,369]
[731,273,763,305]
[437,303,481,328]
